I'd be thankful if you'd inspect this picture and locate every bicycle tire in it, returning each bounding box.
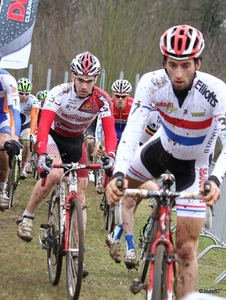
[103,194,109,230]
[107,203,115,233]
[140,219,158,284]
[102,193,114,233]
[7,156,19,208]
[47,190,63,285]
[7,168,14,208]
[151,244,167,300]
[66,198,84,300]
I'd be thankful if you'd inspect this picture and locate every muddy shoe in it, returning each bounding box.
[124,249,136,269]
[17,215,34,242]
[106,234,121,263]
[0,188,9,210]
[20,167,28,179]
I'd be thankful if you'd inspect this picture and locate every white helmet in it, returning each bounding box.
[70,51,101,76]
[111,79,132,94]
[160,24,205,60]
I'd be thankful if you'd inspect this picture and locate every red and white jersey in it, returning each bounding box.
[114,69,226,184]
[113,97,133,140]
[37,82,117,155]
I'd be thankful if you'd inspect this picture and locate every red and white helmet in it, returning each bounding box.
[160,24,205,60]
[70,51,101,76]
[111,79,132,94]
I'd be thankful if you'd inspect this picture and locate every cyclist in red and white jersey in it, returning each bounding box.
[106,25,225,298]
[95,79,134,193]
[0,58,21,209]
[112,79,134,141]
[17,51,117,277]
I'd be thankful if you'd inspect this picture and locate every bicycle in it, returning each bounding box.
[38,160,102,300]
[124,173,211,300]
[30,152,39,180]
[8,137,34,207]
[99,173,116,233]
[0,137,32,208]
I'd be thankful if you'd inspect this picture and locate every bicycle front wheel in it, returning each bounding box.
[47,190,63,285]
[151,244,167,300]
[66,198,84,300]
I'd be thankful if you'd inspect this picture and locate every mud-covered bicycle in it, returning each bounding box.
[38,160,102,300]
[126,173,211,300]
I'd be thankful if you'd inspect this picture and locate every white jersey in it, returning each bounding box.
[20,94,39,125]
[114,69,226,184]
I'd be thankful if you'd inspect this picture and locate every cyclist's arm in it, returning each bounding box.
[37,109,56,155]
[209,113,226,186]
[101,115,117,155]
[3,74,21,139]
[30,107,39,135]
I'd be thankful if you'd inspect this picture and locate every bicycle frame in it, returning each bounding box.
[39,161,102,300]
[147,202,176,300]
[51,162,102,252]
[127,174,208,300]
[0,137,32,208]
[63,168,81,253]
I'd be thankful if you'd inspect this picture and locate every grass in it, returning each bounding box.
[0,176,226,299]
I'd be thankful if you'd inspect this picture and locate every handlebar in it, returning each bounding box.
[0,138,32,168]
[124,189,203,200]
[41,161,103,187]
[52,162,103,170]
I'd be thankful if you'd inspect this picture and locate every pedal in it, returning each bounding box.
[40,223,50,229]
[99,201,105,211]
[167,254,179,263]
[130,278,144,294]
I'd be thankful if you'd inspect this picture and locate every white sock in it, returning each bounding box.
[23,209,35,218]
[0,182,7,189]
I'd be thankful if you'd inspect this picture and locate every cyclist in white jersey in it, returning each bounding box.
[106,25,224,298]
[18,78,39,178]
[17,51,117,278]
[0,58,21,209]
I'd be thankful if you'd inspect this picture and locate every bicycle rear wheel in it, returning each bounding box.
[140,219,158,284]
[7,157,19,208]
[151,244,167,300]
[7,168,14,208]
[103,193,115,233]
[66,198,84,300]
[47,190,63,285]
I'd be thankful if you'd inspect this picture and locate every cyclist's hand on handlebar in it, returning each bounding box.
[106,177,128,205]
[200,180,221,206]
[102,153,115,177]
[4,139,23,156]
[38,154,53,178]
[102,154,115,169]
[29,134,36,144]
